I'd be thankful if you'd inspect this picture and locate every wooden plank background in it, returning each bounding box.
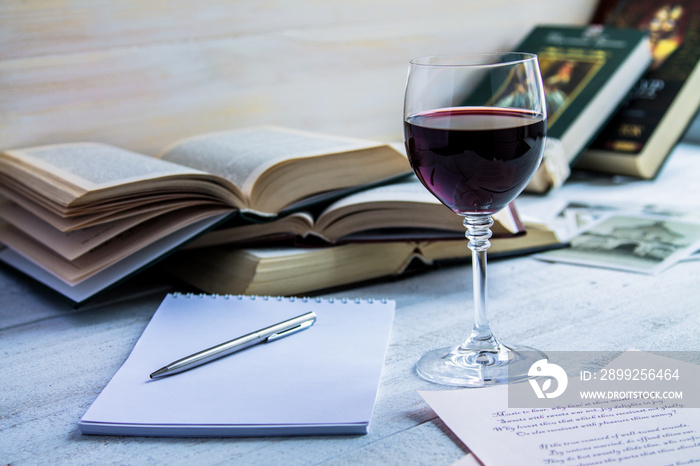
[0,0,601,156]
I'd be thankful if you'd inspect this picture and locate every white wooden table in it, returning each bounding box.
[3,0,700,462]
[2,143,699,464]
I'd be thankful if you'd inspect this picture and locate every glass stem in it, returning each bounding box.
[461,215,499,353]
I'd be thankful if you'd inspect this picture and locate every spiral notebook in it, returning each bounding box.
[78,293,395,436]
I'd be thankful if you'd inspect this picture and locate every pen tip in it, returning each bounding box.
[150,368,168,379]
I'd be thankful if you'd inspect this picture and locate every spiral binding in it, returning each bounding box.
[170,292,389,304]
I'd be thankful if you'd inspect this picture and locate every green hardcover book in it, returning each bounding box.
[502,25,652,192]
[577,0,700,179]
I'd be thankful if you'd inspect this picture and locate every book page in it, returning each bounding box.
[0,181,225,231]
[0,206,230,284]
[158,126,376,194]
[421,352,700,466]
[183,212,315,249]
[316,178,523,238]
[2,143,210,192]
[321,177,444,208]
[0,198,219,261]
[0,213,229,303]
[0,143,246,213]
[0,199,140,261]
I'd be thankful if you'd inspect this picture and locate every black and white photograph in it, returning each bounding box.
[537,213,700,273]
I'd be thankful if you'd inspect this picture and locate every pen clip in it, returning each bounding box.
[265,317,315,342]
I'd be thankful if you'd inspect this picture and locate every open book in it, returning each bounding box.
[165,222,561,297]
[186,178,524,248]
[0,126,410,301]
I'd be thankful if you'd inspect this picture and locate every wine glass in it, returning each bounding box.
[404,53,548,387]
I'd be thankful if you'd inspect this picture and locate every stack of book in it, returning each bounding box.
[520,0,700,190]
[578,0,700,178]
[0,126,559,303]
[3,0,698,303]
[513,23,653,192]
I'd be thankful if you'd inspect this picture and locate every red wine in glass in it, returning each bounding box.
[404,53,548,387]
[404,106,546,215]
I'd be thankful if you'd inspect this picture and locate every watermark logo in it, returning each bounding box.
[509,351,699,408]
[528,359,568,399]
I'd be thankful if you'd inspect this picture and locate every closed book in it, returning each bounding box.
[506,25,652,192]
[577,0,700,178]
[163,221,561,297]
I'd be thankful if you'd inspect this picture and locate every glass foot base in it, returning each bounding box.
[416,343,547,387]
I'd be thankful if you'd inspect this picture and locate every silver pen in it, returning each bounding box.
[149,311,317,379]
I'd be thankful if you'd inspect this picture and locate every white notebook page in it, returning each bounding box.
[79,293,395,436]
